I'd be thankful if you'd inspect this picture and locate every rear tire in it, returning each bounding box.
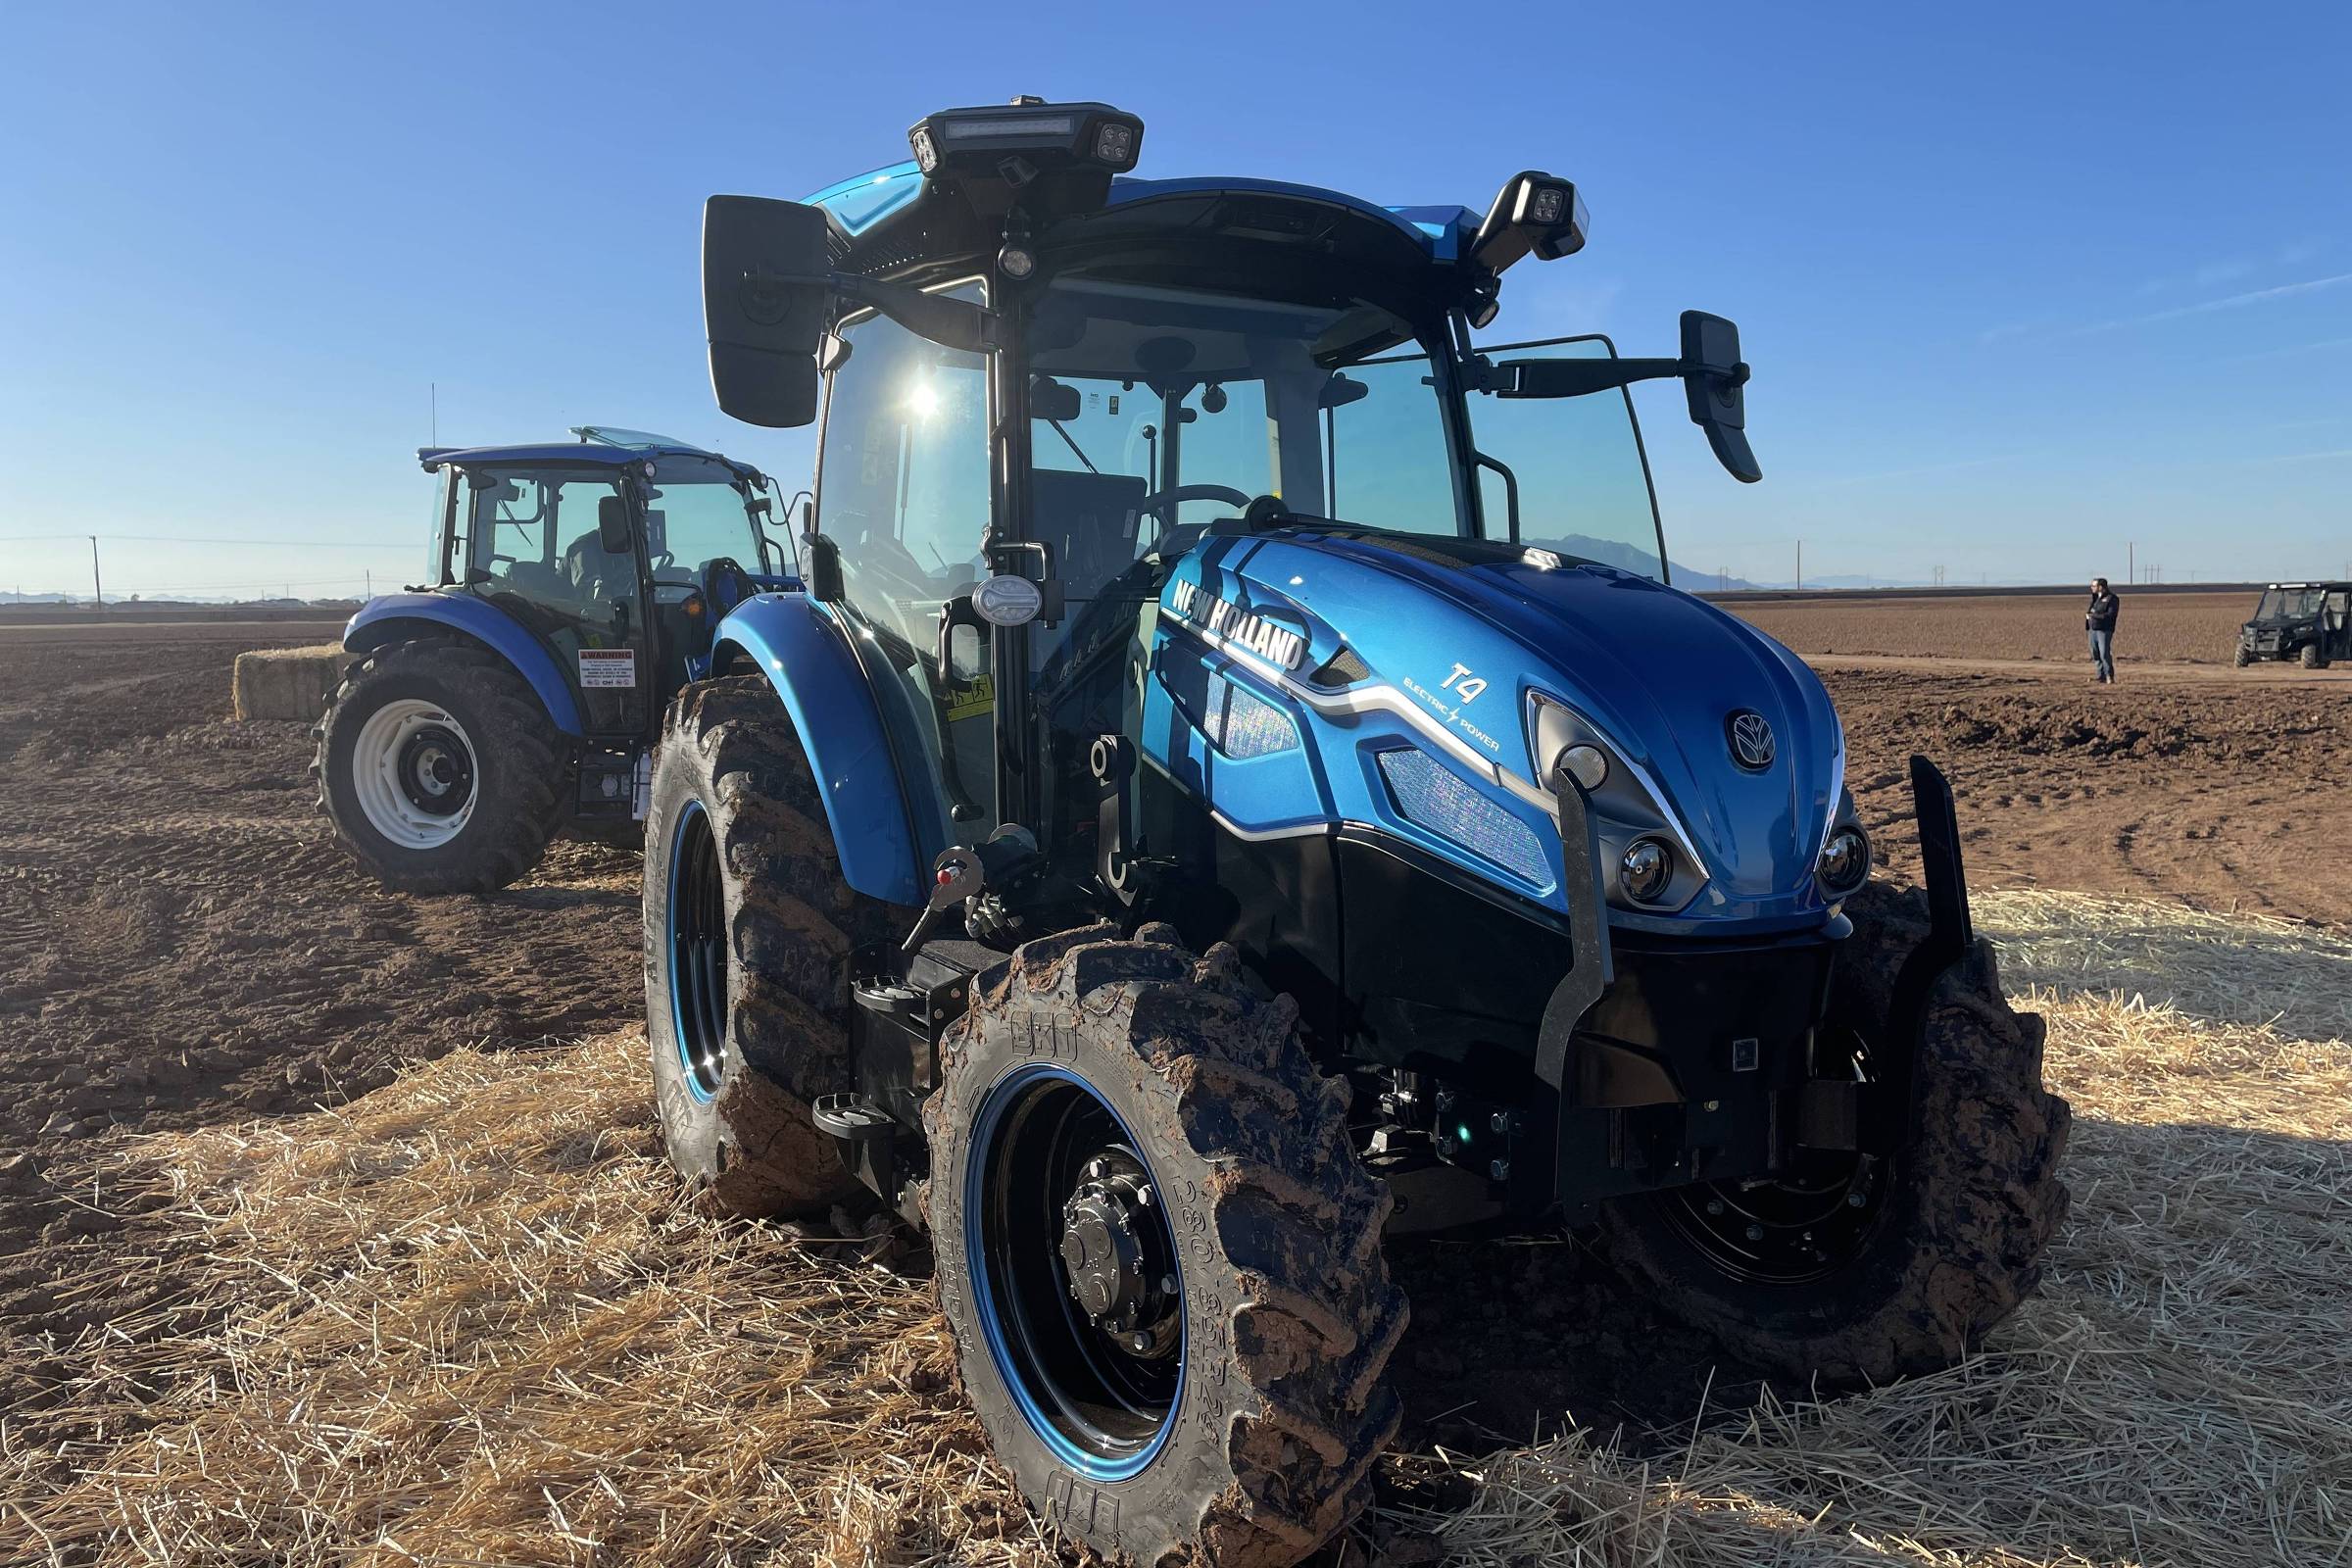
[642,676,900,1218]
[315,638,564,894]
[2302,643,2328,669]
[1598,879,2070,1389]
[928,926,1405,1568]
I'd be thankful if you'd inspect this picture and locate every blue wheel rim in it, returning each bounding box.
[964,1063,1186,1482]
[666,799,726,1102]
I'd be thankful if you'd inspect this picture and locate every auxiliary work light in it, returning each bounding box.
[1471,171,1591,277]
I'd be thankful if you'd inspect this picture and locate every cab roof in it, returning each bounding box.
[804,160,1482,266]
[418,430,761,482]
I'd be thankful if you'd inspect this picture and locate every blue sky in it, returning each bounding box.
[2,1,2345,597]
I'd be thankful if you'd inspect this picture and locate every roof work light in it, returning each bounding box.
[906,97,1146,228]
[1471,171,1591,275]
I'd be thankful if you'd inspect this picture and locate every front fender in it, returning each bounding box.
[343,592,584,735]
[712,593,931,906]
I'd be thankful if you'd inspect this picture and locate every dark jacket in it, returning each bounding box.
[2085,590,2120,632]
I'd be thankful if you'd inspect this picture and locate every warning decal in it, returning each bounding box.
[946,673,996,722]
[578,648,638,689]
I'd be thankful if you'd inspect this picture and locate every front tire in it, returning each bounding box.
[316,638,564,894]
[2232,643,2252,667]
[642,677,899,1218]
[1598,880,2070,1388]
[928,926,1405,1568]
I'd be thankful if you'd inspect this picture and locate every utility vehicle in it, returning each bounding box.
[318,427,793,892]
[644,99,2070,1566]
[2233,580,2351,668]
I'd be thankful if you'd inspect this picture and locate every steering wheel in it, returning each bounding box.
[700,557,760,617]
[1135,483,1253,527]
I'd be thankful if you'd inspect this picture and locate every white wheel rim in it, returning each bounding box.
[352,699,479,850]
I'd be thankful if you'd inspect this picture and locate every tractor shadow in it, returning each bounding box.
[1383,1230,1758,1452]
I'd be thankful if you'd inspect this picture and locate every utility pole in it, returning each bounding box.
[1795,539,1802,590]
[88,535,102,609]
[2128,541,2134,584]
[365,568,372,599]
[430,382,438,446]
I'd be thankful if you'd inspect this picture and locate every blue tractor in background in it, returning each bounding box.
[317,427,792,892]
[644,100,2071,1566]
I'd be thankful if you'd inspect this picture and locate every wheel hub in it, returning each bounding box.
[396,725,473,817]
[1057,1154,1179,1356]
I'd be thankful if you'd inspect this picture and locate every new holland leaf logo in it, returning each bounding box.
[1168,578,1307,670]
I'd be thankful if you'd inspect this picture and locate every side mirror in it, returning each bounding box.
[1030,375,1083,423]
[596,496,633,556]
[1680,311,1759,483]
[1318,373,1370,411]
[703,196,832,428]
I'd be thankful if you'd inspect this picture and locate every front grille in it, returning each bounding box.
[1376,748,1550,885]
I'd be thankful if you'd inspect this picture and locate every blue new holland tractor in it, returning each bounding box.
[644,99,2070,1566]
[317,427,793,892]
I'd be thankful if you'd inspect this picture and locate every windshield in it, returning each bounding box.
[641,455,771,584]
[2257,587,2327,620]
[1024,278,1463,566]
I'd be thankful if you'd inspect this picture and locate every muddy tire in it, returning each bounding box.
[1598,879,2070,1388]
[2301,643,2328,670]
[315,638,564,894]
[928,925,1404,1568]
[2232,643,2252,668]
[642,676,900,1219]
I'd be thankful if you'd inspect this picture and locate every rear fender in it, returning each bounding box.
[343,593,584,735]
[710,593,934,906]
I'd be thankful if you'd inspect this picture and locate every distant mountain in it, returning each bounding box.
[1529,533,1758,592]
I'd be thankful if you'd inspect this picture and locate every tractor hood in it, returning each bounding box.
[1164,527,1845,928]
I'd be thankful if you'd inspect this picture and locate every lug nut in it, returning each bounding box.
[1745,1223,1766,1242]
[1159,1274,1178,1295]
[1490,1111,1512,1134]
[1489,1158,1511,1182]
[1846,1190,1868,1207]
[1134,1184,1154,1207]
[1129,1334,1152,1352]
[1705,1199,1725,1216]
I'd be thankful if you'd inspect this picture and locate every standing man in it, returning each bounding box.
[2085,576,2121,683]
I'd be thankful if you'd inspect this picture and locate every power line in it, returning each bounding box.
[0,532,405,549]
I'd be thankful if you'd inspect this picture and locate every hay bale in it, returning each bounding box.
[230,643,350,722]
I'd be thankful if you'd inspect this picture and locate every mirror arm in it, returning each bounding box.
[744,267,1003,356]
[1495,356,1687,399]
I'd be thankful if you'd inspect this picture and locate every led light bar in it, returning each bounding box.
[906,97,1145,180]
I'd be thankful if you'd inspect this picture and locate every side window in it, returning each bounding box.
[815,285,997,833]
[1466,337,1665,580]
[1323,355,1461,536]
[467,474,632,605]
[816,292,993,652]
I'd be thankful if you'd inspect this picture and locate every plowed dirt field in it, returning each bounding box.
[3,615,2348,1564]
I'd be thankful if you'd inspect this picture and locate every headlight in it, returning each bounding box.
[1554,743,1609,792]
[1818,824,1871,897]
[1620,838,1673,904]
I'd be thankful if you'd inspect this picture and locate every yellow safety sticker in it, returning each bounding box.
[946,673,996,722]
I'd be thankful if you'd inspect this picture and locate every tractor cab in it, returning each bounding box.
[2236,581,2352,668]
[705,108,1758,886]
[411,427,790,746]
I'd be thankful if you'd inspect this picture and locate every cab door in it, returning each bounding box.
[2327,590,2351,660]
[457,465,653,739]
